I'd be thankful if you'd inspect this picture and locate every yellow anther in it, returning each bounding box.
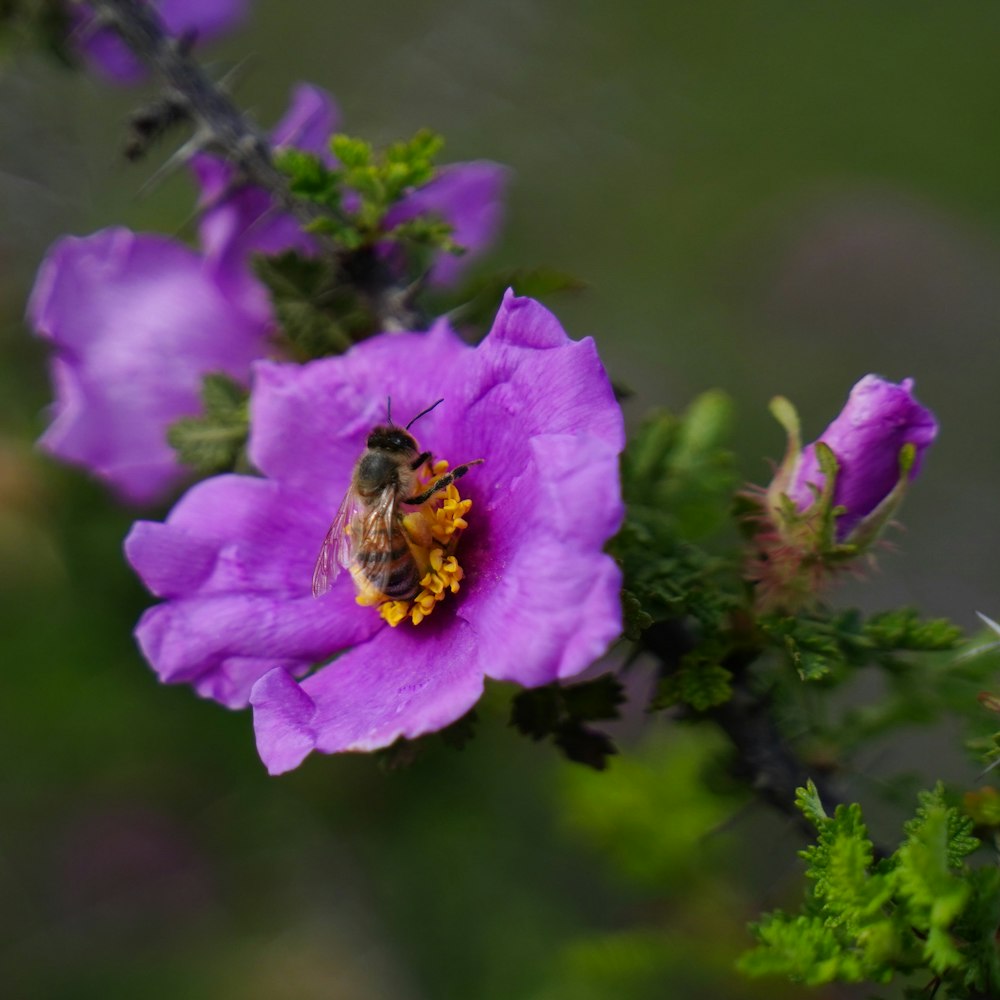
[368,457,476,627]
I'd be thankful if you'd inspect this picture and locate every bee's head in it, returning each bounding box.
[367,425,417,453]
[368,397,444,453]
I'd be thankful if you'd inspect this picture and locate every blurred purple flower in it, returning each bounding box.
[28,227,268,504]
[192,83,509,309]
[72,0,249,84]
[27,85,506,506]
[191,83,341,323]
[787,374,938,539]
[125,292,625,773]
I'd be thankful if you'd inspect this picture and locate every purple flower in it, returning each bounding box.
[72,0,249,84]
[27,86,507,506]
[125,292,625,773]
[191,83,341,323]
[28,227,268,504]
[27,88,331,503]
[192,84,509,301]
[787,375,937,539]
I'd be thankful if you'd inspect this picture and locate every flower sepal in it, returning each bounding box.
[757,401,859,580]
[750,409,865,612]
[840,442,916,554]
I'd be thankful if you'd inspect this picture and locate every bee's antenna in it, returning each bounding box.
[386,396,393,425]
[406,398,444,430]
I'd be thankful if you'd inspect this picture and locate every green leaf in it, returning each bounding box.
[621,589,653,641]
[652,654,732,711]
[561,675,625,723]
[510,686,563,741]
[795,780,828,829]
[863,608,963,652]
[743,785,991,994]
[553,725,618,770]
[252,251,358,359]
[166,373,249,475]
[330,134,373,169]
[509,677,623,769]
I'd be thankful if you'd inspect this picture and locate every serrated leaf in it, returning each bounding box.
[864,608,963,652]
[510,680,621,769]
[795,781,829,829]
[166,373,249,475]
[561,676,625,723]
[510,687,562,740]
[621,589,653,641]
[553,724,617,771]
[746,786,992,993]
[652,656,732,712]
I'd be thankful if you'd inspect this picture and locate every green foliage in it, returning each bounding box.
[741,782,998,997]
[510,676,624,770]
[761,607,963,686]
[252,251,361,360]
[613,395,743,640]
[167,373,249,475]
[651,650,733,711]
[761,610,864,682]
[750,607,968,771]
[274,128,457,258]
[864,608,964,652]
[257,129,483,360]
[622,393,737,540]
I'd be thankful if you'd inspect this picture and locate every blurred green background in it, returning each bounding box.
[3,3,1000,997]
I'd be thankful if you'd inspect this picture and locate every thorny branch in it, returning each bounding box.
[87,0,320,230]
[87,0,422,331]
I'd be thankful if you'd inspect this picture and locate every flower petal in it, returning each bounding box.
[28,228,267,504]
[250,618,484,773]
[459,433,624,685]
[134,591,369,708]
[125,474,382,707]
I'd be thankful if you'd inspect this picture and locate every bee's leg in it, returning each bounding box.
[409,450,432,471]
[404,459,483,505]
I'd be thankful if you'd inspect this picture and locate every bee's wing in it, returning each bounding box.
[352,488,404,599]
[312,488,365,597]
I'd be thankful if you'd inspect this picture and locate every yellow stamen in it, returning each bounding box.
[364,459,475,628]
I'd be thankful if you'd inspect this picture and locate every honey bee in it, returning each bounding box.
[312,399,483,601]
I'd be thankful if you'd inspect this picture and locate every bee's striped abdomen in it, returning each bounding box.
[354,518,420,600]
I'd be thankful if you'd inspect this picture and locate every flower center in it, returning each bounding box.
[353,459,473,627]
